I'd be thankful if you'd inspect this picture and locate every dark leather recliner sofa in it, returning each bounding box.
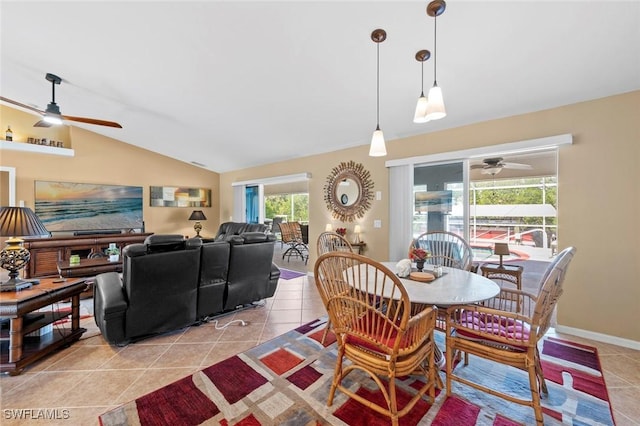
[94,231,280,345]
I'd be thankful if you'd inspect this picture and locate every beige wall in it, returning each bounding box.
[0,106,220,238]
[220,91,640,342]
[2,92,638,342]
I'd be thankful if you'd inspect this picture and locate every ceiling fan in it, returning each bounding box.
[0,73,122,128]
[470,157,532,175]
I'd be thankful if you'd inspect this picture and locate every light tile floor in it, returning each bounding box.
[1,274,639,425]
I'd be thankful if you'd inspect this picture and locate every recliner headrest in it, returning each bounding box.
[144,234,186,253]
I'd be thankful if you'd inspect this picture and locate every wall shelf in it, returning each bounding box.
[0,140,74,157]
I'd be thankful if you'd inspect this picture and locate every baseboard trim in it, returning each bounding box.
[555,324,640,350]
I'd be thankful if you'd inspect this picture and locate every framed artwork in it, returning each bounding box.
[150,186,211,207]
[35,181,144,232]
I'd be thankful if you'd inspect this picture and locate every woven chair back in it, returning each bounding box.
[410,231,473,271]
[532,246,576,339]
[317,231,353,255]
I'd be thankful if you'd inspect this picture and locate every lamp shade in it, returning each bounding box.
[413,95,430,123]
[325,224,333,232]
[354,225,361,234]
[188,210,207,221]
[0,207,49,237]
[494,242,510,256]
[425,85,446,121]
[369,128,387,157]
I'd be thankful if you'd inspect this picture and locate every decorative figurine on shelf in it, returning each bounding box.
[409,247,430,272]
[5,126,13,141]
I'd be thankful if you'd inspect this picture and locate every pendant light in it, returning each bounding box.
[413,49,431,123]
[425,0,446,121]
[369,28,387,157]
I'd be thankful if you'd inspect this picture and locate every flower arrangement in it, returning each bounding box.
[409,247,429,261]
[335,227,347,237]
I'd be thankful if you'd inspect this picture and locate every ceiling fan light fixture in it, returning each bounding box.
[43,106,63,125]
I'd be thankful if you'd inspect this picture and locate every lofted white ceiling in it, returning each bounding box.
[1,1,639,173]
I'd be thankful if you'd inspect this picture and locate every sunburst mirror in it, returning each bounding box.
[323,161,374,222]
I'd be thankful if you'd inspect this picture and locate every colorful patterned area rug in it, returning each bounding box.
[278,268,307,280]
[99,318,615,425]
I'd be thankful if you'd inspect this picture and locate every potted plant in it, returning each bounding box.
[107,244,120,262]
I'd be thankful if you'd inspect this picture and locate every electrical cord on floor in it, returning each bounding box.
[204,318,250,329]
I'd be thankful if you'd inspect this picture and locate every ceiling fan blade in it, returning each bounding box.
[502,162,532,170]
[470,164,486,170]
[0,96,44,115]
[61,114,123,128]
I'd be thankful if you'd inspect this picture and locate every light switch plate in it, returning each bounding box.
[374,219,382,228]
[376,191,382,201]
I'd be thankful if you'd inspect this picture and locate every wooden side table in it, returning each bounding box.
[351,242,367,255]
[480,263,523,290]
[0,278,87,375]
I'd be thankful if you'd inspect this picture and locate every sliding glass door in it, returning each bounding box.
[413,162,466,238]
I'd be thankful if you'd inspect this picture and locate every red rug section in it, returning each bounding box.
[136,375,220,425]
[260,347,304,375]
[541,337,609,401]
[431,395,480,426]
[333,381,432,426]
[202,355,267,404]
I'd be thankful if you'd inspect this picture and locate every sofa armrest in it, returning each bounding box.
[270,263,281,281]
[95,272,127,314]
[94,272,128,345]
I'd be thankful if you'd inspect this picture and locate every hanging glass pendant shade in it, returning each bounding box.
[369,28,387,157]
[413,49,431,123]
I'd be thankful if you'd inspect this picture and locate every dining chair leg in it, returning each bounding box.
[321,320,331,344]
[528,364,544,425]
[534,347,548,396]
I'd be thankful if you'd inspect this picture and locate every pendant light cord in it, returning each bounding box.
[421,60,425,96]
[433,15,438,84]
[376,42,380,128]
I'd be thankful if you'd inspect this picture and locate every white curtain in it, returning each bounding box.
[232,185,245,222]
[388,164,413,261]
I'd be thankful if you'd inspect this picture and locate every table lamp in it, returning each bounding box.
[494,242,510,268]
[353,225,361,244]
[189,210,207,237]
[0,207,50,292]
[325,224,333,232]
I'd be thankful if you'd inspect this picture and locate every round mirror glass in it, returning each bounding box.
[336,178,359,207]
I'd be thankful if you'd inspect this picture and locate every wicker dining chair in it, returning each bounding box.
[410,231,474,271]
[314,251,438,426]
[444,246,576,425]
[410,231,474,332]
[317,231,353,255]
[316,231,354,344]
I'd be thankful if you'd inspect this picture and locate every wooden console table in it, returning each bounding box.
[0,278,87,375]
[23,233,151,278]
[57,257,123,278]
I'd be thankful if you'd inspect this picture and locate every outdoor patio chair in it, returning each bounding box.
[280,221,309,265]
